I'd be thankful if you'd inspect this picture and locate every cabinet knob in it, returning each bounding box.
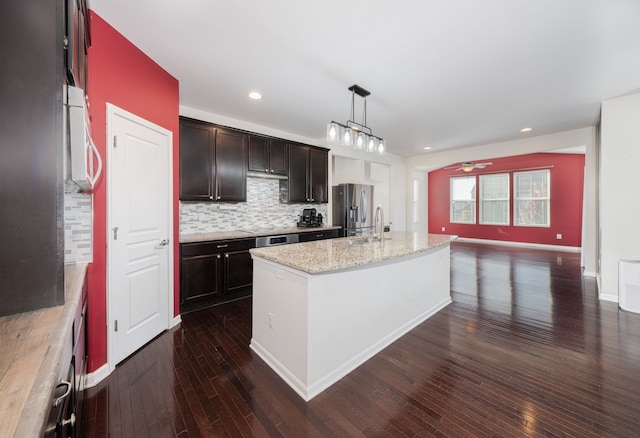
[217,196,221,200]
[270,169,274,173]
[225,254,229,258]
[265,168,268,172]
[217,255,221,259]
[209,195,213,200]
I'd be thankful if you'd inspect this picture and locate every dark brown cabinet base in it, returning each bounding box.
[180,238,255,313]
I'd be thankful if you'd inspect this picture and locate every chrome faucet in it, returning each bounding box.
[374,205,384,240]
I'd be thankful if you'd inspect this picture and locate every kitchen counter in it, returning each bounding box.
[250,231,456,274]
[250,232,455,400]
[179,225,342,243]
[0,263,87,437]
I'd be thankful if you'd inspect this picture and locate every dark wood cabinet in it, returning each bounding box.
[179,118,248,202]
[215,128,248,201]
[249,136,288,176]
[298,229,339,242]
[180,238,255,313]
[1,0,66,315]
[310,147,329,203]
[284,144,329,203]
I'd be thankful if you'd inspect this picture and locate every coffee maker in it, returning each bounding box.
[297,208,323,227]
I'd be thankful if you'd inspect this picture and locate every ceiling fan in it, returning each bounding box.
[445,161,493,172]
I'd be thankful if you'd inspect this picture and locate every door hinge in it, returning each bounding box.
[113,136,117,148]
[114,320,118,332]
[113,226,119,240]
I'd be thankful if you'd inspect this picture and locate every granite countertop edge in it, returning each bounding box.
[250,232,458,274]
[180,225,342,243]
[11,263,88,437]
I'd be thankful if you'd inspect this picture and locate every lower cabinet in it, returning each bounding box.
[298,229,340,242]
[180,238,255,313]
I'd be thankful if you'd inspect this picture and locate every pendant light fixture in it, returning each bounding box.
[326,84,385,155]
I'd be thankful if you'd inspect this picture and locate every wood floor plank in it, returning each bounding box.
[81,242,640,437]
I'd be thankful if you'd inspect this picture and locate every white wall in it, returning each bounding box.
[599,92,640,300]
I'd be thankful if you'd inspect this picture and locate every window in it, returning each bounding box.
[514,170,550,226]
[450,176,476,224]
[480,173,509,225]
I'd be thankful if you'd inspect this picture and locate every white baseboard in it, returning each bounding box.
[599,293,619,303]
[84,363,110,388]
[172,314,182,328]
[583,271,597,278]
[455,237,581,253]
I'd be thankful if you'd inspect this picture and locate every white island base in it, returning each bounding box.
[250,240,452,401]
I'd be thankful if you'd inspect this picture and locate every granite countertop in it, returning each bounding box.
[180,225,342,243]
[250,232,457,274]
[0,263,87,437]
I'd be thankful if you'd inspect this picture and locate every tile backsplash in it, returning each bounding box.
[64,191,93,263]
[180,177,328,234]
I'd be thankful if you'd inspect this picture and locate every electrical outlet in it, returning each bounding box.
[556,233,562,240]
[442,227,445,232]
[268,312,274,329]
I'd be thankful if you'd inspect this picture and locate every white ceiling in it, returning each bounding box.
[90,0,640,157]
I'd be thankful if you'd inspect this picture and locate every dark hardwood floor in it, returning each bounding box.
[82,242,640,437]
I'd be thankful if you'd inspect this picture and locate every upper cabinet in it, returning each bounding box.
[285,144,329,203]
[179,117,248,202]
[248,136,288,176]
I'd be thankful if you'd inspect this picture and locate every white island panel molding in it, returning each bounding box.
[250,232,454,401]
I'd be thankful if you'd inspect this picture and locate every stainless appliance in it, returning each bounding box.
[255,234,299,247]
[332,183,375,237]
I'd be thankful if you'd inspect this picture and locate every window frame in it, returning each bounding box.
[513,169,551,227]
[450,176,477,224]
[479,173,510,225]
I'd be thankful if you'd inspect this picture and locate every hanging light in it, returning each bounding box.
[326,84,385,155]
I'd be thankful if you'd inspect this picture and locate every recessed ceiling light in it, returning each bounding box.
[520,127,532,132]
[248,91,262,100]
[423,146,432,150]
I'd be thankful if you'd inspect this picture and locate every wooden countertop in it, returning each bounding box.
[180,225,342,243]
[0,263,87,437]
[250,232,457,274]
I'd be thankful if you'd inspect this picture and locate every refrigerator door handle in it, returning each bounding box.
[360,189,367,224]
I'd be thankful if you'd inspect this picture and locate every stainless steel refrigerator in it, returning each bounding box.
[332,184,375,237]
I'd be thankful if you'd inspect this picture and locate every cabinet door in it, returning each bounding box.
[288,144,310,202]
[215,129,248,201]
[181,254,222,307]
[269,139,288,175]
[224,249,253,293]
[248,135,269,173]
[180,119,214,201]
[310,148,329,203]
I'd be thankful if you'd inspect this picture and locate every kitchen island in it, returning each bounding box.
[249,232,456,401]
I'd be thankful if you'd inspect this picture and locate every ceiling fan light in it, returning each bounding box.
[461,162,475,172]
[327,122,339,143]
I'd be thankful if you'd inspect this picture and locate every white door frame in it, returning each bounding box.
[106,103,175,373]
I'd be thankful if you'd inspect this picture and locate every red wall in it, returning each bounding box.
[86,12,180,373]
[428,153,585,247]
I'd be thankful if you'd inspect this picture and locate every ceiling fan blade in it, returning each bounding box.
[475,162,493,167]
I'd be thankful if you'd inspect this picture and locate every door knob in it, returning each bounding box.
[155,239,169,249]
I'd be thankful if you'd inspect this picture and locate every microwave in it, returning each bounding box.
[64,85,101,192]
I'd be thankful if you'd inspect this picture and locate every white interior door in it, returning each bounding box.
[107,104,173,367]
